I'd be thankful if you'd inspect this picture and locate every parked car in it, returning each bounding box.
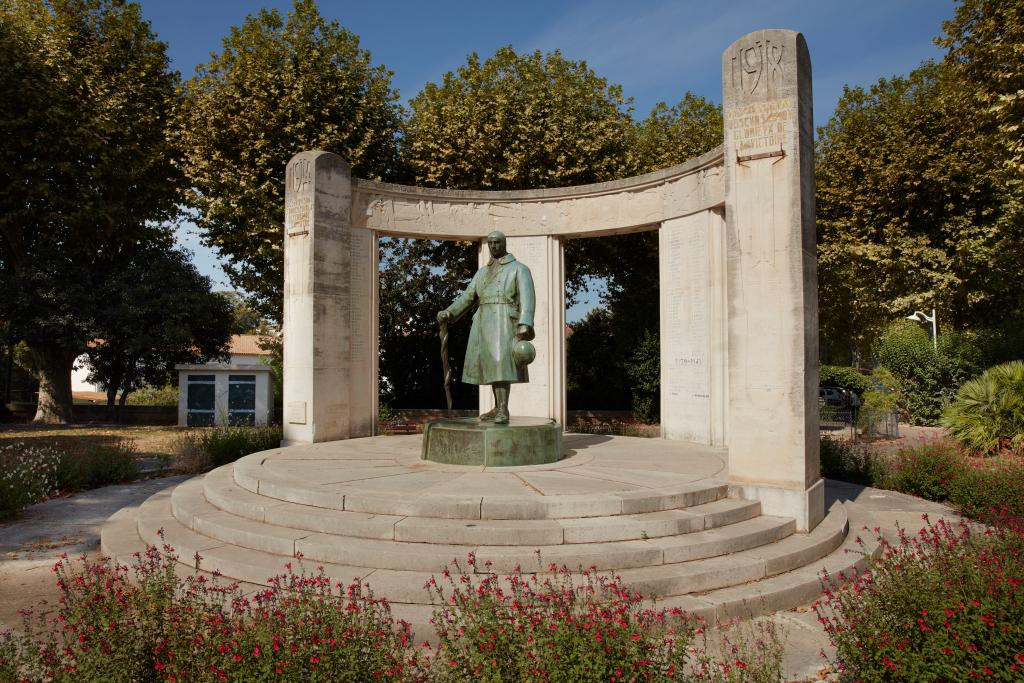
[818,386,848,406]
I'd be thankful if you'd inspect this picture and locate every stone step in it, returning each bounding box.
[657,502,879,622]
[171,477,794,573]
[102,488,866,624]
[202,465,760,545]
[231,453,729,520]
[142,486,827,601]
[101,507,439,642]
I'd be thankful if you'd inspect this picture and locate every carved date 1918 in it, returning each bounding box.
[730,40,784,95]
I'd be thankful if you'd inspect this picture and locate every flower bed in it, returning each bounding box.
[815,513,1024,680]
[0,544,784,682]
[821,436,1024,520]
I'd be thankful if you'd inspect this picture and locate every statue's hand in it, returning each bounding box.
[437,310,451,324]
[516,324,535,341]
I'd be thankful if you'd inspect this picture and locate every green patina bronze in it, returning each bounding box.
[436,230,535,425]
[424,230,562,466]
[421,417,562,466]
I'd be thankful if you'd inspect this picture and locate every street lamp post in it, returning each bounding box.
[906,308,938,351]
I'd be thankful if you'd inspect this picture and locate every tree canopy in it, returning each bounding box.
[176,0,403,321]
[815,0,1024,364]
[382,49,723,412]
[85,246,234,413]
[939,0,1024,194]
[0,0,181,422]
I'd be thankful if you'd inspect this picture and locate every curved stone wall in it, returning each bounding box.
[282,28,823,532]
[352,147,724,239]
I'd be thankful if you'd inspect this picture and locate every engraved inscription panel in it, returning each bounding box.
[726,99,787,153]
[349,229,373,368]
[663,221,709,398]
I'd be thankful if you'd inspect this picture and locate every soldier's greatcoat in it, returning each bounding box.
[444,253,536,385]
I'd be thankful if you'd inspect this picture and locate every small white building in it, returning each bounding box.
[176,335,275,427]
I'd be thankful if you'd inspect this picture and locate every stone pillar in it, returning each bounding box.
[478,235,566,425]
[283,151,377,445]
[722,30,822,531]
[660,210,728,446]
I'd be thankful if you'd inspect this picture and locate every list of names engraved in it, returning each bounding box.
[725,99,788,153]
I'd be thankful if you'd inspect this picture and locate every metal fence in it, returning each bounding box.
[820,406,900,441]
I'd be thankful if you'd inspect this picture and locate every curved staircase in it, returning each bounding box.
[102,433,878,630]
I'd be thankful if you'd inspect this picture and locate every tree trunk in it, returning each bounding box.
[117,388,130,423]
[106,385,118,421]
[31,345,77,424]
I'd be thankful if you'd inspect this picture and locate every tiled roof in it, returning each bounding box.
[230,334,272,356]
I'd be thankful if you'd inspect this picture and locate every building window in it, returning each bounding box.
[186,375,216,427]
[228,374,257,426]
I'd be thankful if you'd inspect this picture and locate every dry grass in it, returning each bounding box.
[0,424,189,461]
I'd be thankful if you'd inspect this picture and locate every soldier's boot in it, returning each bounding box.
[493,383,510,424]
[479,406,498,421]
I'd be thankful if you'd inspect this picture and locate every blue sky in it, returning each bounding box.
[150,0,955,319]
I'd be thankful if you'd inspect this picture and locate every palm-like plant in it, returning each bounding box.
[942,361,1024,454]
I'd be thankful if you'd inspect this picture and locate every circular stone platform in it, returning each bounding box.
[101,433,872,629]
[421,416,562,466]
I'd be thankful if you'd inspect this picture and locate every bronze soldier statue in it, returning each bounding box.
[437,231,536,424]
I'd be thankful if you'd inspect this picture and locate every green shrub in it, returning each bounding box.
[0,545,414,682]
[874,321,948,424]
[53,441,137,491]
[948,455,1024,519]
[862,367,900,412]
[884,439,964,501]
[819,436,886,486]
[0,546,790,682]
[816,515,1024,681]
[126,383,179,406]
[426,554,785,682]
[819,365,871,394]
[174,425,282,472]
[0,441,134,518]
[626,329,660,424]
[942,360,1024,454]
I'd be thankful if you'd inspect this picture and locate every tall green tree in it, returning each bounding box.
[404,46,638,191]
[0,0,180,423]
[396,49,723,412]
[388,47,639,408]
[378,238,478,409]
[634,92,723,172]
[815,61,1022,362]
[939,0,1024,198]
[176,0,403,321]
[85,246,233,416]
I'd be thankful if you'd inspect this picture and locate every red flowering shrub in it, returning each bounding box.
[0,540,417,682]
[884,438,966,502]
[423,553,782,682]
[0,544,787,682]
[950,454,1024,519]
[815,514,1024,681]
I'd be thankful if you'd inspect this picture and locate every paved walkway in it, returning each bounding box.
[0,470,958,682]
[0,475,186,630]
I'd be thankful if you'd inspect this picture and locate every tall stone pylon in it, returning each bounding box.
[722,30,823,531]
[282,151,377,445]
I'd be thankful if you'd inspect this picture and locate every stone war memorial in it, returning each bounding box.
[104,30,874,628]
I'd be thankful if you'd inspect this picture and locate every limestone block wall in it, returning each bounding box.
[659,209,728,446]
[721,29,822,531]
[282,151,377,445]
